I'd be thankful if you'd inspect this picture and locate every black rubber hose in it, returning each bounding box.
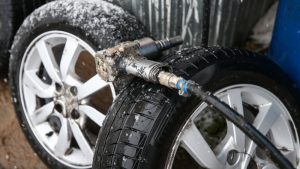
[188,82,294,169]
[155,36,183,51]
[138,36,183,59]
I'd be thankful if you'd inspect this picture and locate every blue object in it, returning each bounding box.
[176,79,185,90]
[183,81,189,94]
[176,79,190,95]
[269,0,300,88]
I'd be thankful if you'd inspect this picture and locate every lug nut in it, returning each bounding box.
[55,83,62,92]
[70,86,78,96]
[71,109,80,119]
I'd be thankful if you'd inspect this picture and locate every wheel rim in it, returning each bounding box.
[19,31,116,168]
[167,84,300,169]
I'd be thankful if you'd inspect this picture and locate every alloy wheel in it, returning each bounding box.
[19,31,116,168]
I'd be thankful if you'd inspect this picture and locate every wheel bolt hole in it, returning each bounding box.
[46,131,54,137]
[70,86,78,96]
[65,148,74,156]
[48,116,61,133]
[227,150,239,165]
[55,83,62,92]
[71,109,80,119]
[54,103,63,113]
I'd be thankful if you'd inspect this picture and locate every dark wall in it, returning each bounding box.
[109,0,277,47]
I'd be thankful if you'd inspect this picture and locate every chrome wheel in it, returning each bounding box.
[167,84,300,169]
[19,31,116,168]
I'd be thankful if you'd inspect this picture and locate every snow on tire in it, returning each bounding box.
[9,0,148,169]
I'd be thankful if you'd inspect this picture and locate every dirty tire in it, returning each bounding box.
[93,47,300,169]
[9,0,148,169]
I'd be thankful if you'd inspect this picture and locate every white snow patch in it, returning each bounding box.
[122,156,127,162]
[11,0,147,53]
[135,114,139,121]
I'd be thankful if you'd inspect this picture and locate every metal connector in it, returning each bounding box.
[122,58,165,82]
[157,71,189,96]
[95,37,181,82]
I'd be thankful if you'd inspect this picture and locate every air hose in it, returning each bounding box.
[95,37,294,169]
[176,79,294,169]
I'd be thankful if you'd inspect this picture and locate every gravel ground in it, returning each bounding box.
[0,76,47,169]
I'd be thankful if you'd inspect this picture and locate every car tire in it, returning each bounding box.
[9,0,148,169]
[93,47,300,169]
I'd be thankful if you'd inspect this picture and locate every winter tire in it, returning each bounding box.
[9,0,148,168]
[93,47,300,169]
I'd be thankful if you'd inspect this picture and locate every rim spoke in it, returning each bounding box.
[78,105,105,127]
[31,101,54,125]
[282,149,297,166]
[23,86,37,114]
[55,118,72,156]
[226,123,246,152]
[215,121,247,163]
[222,90,245,150]
[24,70,55,98]
[246,103,280,155]
[77,75,108,100]
[36,39,62,83]
[64,74,83,87]
[225,90,244,115]
[108,82,117,100]
[69,120,93,161]
[180,124,223,168]
[60,37,81,81]
[241,103,280,168]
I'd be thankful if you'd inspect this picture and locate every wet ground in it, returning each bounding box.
[0,76,47,169]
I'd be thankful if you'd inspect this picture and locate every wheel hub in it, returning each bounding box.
[54,84,79,118]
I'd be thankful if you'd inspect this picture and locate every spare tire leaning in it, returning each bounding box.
[9,0,148,168]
